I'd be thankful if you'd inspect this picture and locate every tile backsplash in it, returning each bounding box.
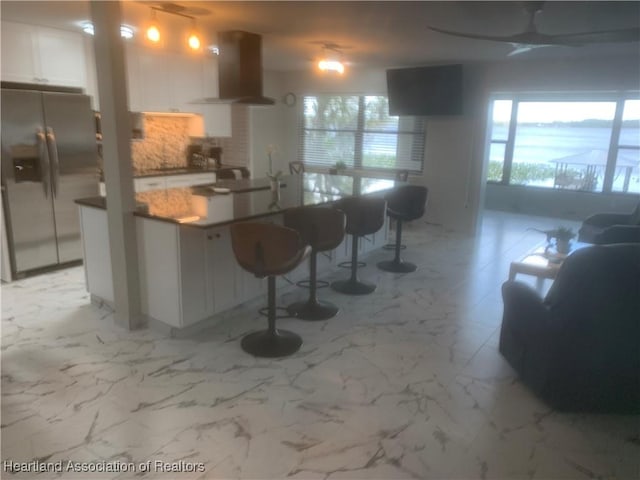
[131,115,194,172]
[136,188,194,218]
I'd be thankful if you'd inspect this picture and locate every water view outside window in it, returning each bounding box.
[302,95,424,172]
[612,100,640,193]
[512,101,616,190]
[487,96,640,194]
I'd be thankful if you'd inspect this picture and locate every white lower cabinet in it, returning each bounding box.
[205,226,267,313]
[83,205,387,330]
[204,227,242,315]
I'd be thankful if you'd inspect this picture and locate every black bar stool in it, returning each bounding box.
[284,207,346,320]
[230,222,311,357]
[377,185,428,273]
[383,169,410,251]
[331,196,386,295]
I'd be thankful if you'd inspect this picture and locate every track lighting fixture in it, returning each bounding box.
[145,6,202,50]
[82,6,203,51]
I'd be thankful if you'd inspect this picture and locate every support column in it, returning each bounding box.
[90,2,142,330]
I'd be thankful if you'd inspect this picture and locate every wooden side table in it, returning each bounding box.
[509,242,588,290]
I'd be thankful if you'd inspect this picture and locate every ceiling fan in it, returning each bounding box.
[428,1,640,56]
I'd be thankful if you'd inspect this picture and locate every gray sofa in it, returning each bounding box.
[578,200,640,244]
[500,243,640,413]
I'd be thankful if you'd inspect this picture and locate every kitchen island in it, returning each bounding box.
[76,173,398,332]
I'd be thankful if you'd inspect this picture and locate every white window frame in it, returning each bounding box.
[486,92,640,195]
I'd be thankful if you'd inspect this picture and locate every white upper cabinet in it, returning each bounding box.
[194,56,232,137]
[1,22,37,83]
[171,53,205,112]
[129,45,206,113]
[202,56,219,98]
[136,47,173,111]
[2,21,231,135]
[36,27,86,87]
[1,21,86,88]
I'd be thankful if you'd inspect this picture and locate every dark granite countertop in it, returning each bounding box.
[76,173,399,229]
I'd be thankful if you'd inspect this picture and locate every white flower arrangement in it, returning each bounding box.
[266,144,282,181]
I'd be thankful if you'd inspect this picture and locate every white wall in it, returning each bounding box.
[248,54,640,234]
[248,71,290,178]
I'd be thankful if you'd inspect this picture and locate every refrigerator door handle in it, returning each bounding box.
[36,128,49,199]
[45,127,60,198]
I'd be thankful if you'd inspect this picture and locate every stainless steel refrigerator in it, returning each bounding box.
[1,87,99,278]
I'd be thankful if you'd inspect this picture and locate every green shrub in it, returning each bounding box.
[488,160,557,184]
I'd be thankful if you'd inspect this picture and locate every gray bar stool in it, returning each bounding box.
[230,222,311,357]
[331,196,386,295]
[377,185,428,273]
[284,207,346,320]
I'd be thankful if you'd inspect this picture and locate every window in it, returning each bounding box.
[301,95,425,173]
[487,94,640,194]
[487,100,513,182]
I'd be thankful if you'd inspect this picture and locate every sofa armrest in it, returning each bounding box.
[594,225,640,244]
[501,281,552,338]
[582,213,631,228]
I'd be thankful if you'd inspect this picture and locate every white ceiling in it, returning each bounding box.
[2,1,639,71]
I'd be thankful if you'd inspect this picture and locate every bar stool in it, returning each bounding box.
[284,207,346,320]
[331,196,386,295]
[383,170,409,251]
[377,185,428,273]
[230,222,311,357]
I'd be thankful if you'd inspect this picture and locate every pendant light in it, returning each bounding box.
[187,19,201,51]
[146,8,160,43]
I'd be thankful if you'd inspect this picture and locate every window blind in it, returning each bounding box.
[299,95,425,172]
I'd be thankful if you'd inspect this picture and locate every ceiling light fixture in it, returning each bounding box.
[81,22,135,40]
[318,60,345,74]
[146,8,161,43]
[82,22,94,35]
[187,19,201,51]
[146,6,203,51]
[317,45,346,75]
[120,25,134,40]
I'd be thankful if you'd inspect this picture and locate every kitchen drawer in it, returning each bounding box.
[166,173,216,189]
[134,176,166,192]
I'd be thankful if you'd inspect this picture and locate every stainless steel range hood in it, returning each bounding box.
[192,31,274,106]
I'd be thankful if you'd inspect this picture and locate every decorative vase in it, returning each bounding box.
[556,239,571,254]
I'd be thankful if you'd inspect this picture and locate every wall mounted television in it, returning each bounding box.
[387,64,463,116]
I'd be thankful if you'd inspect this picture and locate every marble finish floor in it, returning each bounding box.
[2,211,638,479]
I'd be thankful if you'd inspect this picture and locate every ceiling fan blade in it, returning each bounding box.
[544,28,640,45]
[428,26,565,47]
[427,25,522,43]
[507,43,552,56]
